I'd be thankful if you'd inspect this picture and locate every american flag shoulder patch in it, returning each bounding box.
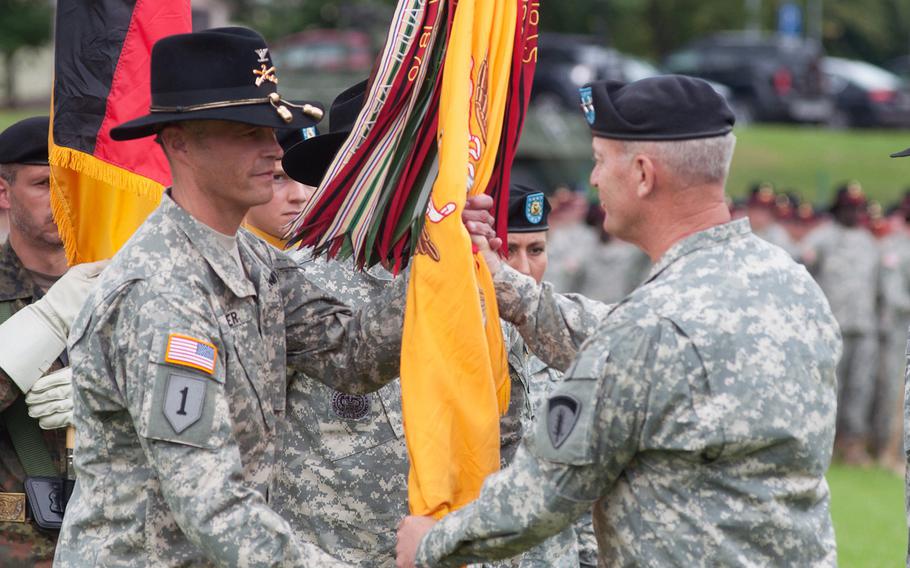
[164,333,218,375]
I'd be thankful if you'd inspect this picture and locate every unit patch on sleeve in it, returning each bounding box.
[164,333,218,375]
[163,373,207,434]
[547,395,581,449]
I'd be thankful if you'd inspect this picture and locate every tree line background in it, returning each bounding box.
[3,0,910,105]
[224,0,910,64]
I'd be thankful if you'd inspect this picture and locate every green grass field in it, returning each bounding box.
[829,464,906,567]
[728,125,910,207]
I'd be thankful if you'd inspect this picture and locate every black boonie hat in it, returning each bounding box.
[110,27,324,141]
[507,184,550,233]
[282,80,367,186]
[578,75,734,141]
[0,116,49,165]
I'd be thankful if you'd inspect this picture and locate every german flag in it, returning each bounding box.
[50,0,191,263]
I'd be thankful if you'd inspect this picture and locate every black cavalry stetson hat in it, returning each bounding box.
[0,116,49,165]
[578,75,734,141]
[282,80,367,186]
[110,27,324,141]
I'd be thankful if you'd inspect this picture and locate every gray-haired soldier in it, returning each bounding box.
[397,75,840,567]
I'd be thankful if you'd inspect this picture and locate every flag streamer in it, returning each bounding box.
[290,0,538,518]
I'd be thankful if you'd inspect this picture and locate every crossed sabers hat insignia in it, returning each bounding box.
[254,65,278,87]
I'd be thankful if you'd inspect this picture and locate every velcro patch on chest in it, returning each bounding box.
[164,333,218,375]
[331,391,371,420]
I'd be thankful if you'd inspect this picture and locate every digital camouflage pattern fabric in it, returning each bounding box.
[55,193,407,566]
[271,251,408,567]
[273,251,579,567]
[417,219,841,567]
[474,323,579,568]
[0,240,66,567]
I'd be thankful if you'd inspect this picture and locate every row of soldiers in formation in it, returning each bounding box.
[543,179,910,472]
[0,24,891,568]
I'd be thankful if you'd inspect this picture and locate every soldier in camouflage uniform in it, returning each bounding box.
[258,85,412,566]
[54,28,412,567]
[269,86,576,567]
[800,182,880,465]
[0,116,76,567]
[397,76,840,567]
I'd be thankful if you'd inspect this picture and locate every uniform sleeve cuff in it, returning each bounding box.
[0,306,66,393]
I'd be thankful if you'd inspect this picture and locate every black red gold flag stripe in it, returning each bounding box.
[50,0,191,263]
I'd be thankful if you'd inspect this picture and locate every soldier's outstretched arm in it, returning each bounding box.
[402,324,657,566]
[110,287,348,567]
[278,254,408,394]
[493,263,614,371]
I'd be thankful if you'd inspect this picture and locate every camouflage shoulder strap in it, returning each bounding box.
[0,299,57,477]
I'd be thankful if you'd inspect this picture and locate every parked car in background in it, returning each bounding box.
[531,34,625,108]
[531,33,738,117]
[270,29,374,105]
[663,32,832,124]
[885,55,910,82]
[822,57,910,128]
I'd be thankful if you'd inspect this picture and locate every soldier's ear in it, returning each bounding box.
[0,175,11,211]
[157,125,191,162]
[633,154,655,199]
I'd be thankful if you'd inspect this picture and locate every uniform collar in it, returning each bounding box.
[244,223,289,250]
[0,240,41,302]
[160,192,256,298]
[644,218,751,283]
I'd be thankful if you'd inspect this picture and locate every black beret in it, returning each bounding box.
[0,116,50,165]
[277,125,318,154]
[578,75,734,141]
[507,184,550,233]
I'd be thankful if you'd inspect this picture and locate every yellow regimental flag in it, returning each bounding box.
[401,0,516,518]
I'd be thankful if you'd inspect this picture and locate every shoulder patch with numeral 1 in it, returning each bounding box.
[163,373,207,434]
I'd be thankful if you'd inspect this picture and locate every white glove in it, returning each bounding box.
[29,259,110,341]
[25,367,74,430]
[0,259,108,393]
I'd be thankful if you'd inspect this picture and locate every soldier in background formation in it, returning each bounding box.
[266,82,410,567]
[545,193,649,304]
[801,183,880,466]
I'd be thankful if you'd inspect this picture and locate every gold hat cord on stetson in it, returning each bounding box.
[150,92,323,123]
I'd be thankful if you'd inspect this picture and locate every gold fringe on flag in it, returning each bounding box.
[49,144,163,264]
